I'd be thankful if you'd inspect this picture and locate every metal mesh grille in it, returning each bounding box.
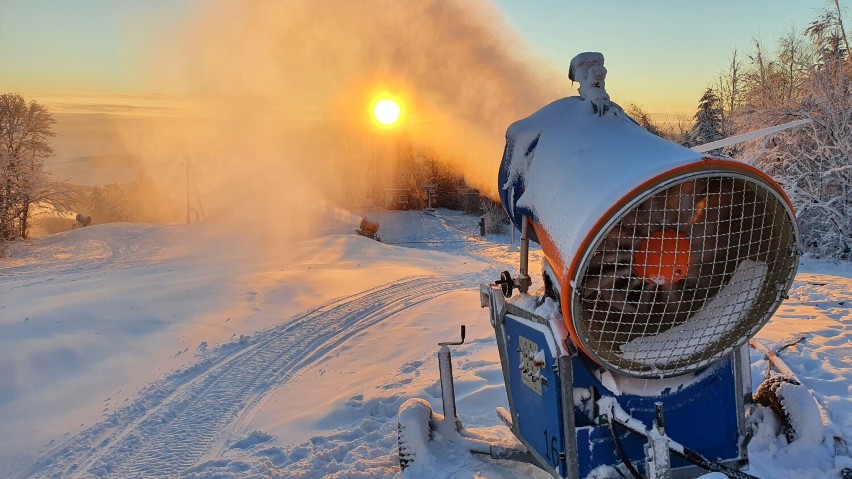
[571,172,798,378]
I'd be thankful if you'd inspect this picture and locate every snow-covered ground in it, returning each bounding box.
[1,209,850,478]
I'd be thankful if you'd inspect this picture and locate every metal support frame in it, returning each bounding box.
[608,413,759,479]
[486,285,578,478]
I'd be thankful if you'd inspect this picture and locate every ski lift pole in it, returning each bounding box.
[438,325,466,432]
[183,157,191,225]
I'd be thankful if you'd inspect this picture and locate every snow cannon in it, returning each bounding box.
[356,217,380,241]
[497,54,799,379]
[75,214,92,227]
[397,52,802,479]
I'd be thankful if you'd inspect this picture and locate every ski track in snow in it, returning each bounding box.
[0,224,182,295]
[24,275,465,478]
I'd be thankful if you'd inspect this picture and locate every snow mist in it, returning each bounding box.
[127,0,566,242]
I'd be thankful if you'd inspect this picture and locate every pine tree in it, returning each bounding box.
[689,88,725,148]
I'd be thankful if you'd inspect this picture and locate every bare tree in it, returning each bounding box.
[806,1,850,61]
[742,37,791,110]
[716,48,742,126]
[834,0,851,54]
[777,25,813,103]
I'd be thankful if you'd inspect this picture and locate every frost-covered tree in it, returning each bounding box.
[740,37,800,111]
[689,88,725,147]
[777,26,814,104]
[388,139,473,210]
[806,0,850,62]
[731,23,851,258]
[0,93,72,240]
[747,61,852,259]
[703,5,852,258]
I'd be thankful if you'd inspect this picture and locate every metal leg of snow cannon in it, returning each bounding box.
[644,403,672,479]
[517,216,532,294]
[438,325,466,432]
[467,439,539,465]
[495,217,532,298]
[436,325,540,466]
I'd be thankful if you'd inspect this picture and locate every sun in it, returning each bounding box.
[371,96,403,127]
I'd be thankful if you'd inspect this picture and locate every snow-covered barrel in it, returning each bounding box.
[499,53,800,378]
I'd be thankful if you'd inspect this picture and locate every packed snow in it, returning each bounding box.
[1,209,850,478]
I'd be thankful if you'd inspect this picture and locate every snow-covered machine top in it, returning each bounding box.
[499,52,800,378]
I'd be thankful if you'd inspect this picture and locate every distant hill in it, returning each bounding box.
[48,154,145,186]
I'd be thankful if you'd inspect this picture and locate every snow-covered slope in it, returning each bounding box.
[1,210,850,478]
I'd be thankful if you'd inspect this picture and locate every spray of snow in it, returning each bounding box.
[37,0,569,249]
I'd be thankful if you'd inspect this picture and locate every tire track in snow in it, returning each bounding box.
[25,276,465,479]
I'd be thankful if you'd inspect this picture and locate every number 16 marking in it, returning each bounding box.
[543,430,560,467]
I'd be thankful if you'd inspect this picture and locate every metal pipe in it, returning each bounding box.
[438,344,460,431]
[438,325,465,432]
[690,119,811,153]
[644,402,672,479]
[654,402,666,433]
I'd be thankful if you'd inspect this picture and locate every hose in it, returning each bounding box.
[611,417,760,479]
[609,420,644,479]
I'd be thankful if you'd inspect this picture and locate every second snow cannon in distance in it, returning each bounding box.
[499,52,799,379]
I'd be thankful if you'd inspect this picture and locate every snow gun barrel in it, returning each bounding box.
[498,63,800,378]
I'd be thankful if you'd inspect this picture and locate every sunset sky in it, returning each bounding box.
[0,0,822,111]
[0,0,831,174]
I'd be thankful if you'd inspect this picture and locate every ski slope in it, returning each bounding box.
[1,210,850,478]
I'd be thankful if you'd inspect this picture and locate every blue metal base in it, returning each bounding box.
[486,288,750,479]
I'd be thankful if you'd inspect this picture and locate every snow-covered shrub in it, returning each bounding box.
[722,11,852,259]
[481,198,508,235]
[736,60,852,259]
